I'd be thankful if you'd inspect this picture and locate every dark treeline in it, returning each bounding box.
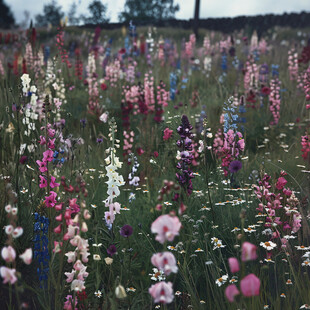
[81,11,310,36]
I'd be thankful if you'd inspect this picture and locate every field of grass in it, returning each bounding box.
[0,25,309,309]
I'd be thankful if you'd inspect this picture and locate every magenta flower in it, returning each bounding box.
[149,281,174,304]
[240,274,260,297]
[241,242,257,262]
[42,150,54,162]
[151,214,181,244]
[50,176,60,188]
[36,160,47,173]
[163,128,173,141]
[39,175,47,188]
[225,284,240,302]
[45,191,57,208]
[276,177,287,190]
[228,257,240,273]
[151,252,178,275]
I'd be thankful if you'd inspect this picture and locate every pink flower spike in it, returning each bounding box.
[228,257,240,273]
[240,274,260,297]
[149,281,174,304]
[1,246,16,263]
[225,284,240,302]
[19,248,32,265]
[241,242,257,262]
[151,214,181,244]
[0,267,17,284]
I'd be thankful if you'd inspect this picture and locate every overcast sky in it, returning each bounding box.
[6,0,310,25]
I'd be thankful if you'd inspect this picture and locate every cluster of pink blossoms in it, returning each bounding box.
[36,123,60,208]
[213,129,245,177]
[254,173,302,244]
[225,242,260,303]
[301,134,310,162]
[1,183,32,285]
[269,78,282,125]
[149,214,181,304]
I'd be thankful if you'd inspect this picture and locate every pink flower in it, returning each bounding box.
[50,176,60,188]
[240,274,260,297]
[163,128,173,141]
[151,252,178,275]
[65,270,75,283]
[151,214,181,244]
[149,281,174,304]
[228,257,240,273]
[39,175,47,188]
[45,191,57,208]
[36,160,47,173]
[1,246,16,262]
[47,138,55,149]
[63,295,77,310]
[225,284,240,302]
[42,150,54,162]
[65,251,76,263]
[39,135,46,145]
[105,211,115,225]
[53,241,63,253]
[276,177,287,190]
[19,248,32,265]
[241,242,257,262]
[0,266,17,284]
[12,227,23,238]
[47,128,55,138]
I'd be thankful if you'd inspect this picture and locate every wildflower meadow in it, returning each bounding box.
[0,22,310,310]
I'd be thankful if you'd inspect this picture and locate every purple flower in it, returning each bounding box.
[107,244,117,256]
[19,156,28,164]
[176,114,195,195]
[229,160,242,173]
[120,225,133,238]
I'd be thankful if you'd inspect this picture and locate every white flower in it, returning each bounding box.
[260,241,277,251]
[244,227,256,233]
[93,254,101,261]
[296,246,310,251]
[215,274,228,286]
[71,279,85,292]
[99,113,108,123]
[94,290,102,298]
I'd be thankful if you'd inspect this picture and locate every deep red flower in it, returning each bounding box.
[100,83,107,91]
